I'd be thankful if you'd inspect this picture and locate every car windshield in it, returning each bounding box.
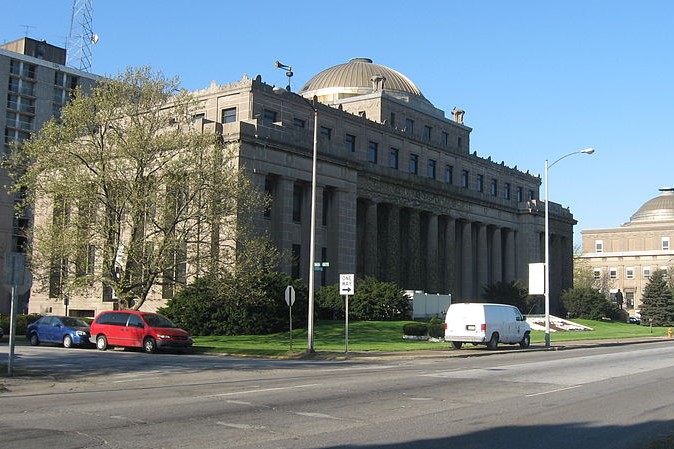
[142,313,177,328]
[61,317,89,328]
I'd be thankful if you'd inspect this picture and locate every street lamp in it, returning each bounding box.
[544,147,594,347]
[273,82,318,353]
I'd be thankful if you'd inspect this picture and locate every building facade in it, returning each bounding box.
[28,57,576,317]
[0,38,98,315]
[581,188,674,316]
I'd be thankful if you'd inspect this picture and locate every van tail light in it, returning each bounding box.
[481,323,487,332]
[444,323,447,330]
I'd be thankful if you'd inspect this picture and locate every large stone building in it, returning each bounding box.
[28,57,577,317]
[581,188,674,316]
[0,38,98,315]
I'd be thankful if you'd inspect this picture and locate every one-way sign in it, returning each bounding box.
[340,274,354,295]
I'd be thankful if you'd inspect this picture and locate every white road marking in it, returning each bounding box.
[216,422,267,430]
[199,383,321,398]
[526,385,582,397]
[294,412,343,420]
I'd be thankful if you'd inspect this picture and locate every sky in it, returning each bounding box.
[3,0,673,244]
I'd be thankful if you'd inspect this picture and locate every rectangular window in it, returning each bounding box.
[490,178,498,196]
[626,267,634,279]
[293,117,306,128]
[461,170,469,188]
[345,134,356,152]
[405,118,414,135]
[595,240,603,253]
[322,188,332,226]
[389,112,396,127]
[476,175,484,192]
[504,182,511,200]
[610,267,617,279]
[389,148,399,169]
[442,131,449,145]
[662,237,670,251]
[427,159,436,179]
[408,154,419,174]
[528,190,535,201]
[423,125,432,141]
[593,269,601,280]
[263,176,275,218]
[221,107,236,123]
[643,266,651,278]
[517,187,523,202]
[292,184,303,222]
[368,141,378,163]
[444,165,453,184]
[291,244,302,280]
[263,109,277,124]
[320,126,332,140]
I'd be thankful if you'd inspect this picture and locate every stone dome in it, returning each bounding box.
[628,188,674,223]
[298,57,427,101]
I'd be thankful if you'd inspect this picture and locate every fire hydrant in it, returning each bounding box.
[668,328,673,339]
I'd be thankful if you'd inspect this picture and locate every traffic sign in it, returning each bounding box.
[340,274,354,295]
[284,285,296,306]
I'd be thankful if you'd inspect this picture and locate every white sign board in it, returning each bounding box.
[340,274,355,295]
[284,285,296,306]
[529,263,545,295]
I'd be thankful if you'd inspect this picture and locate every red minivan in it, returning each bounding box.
[90,310,192,353]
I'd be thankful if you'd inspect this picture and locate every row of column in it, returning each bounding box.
[357,200,518,300]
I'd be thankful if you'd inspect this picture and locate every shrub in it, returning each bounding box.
[561,287,620,320]
[403,323,428,336]
[317,277,410,321]
[159,272,308,336]
[0,313,41,336]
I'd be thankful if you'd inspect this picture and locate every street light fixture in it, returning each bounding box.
[544,147,594,348]
[273,83,318,353]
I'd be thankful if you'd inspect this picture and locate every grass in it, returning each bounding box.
[192,319,674,356]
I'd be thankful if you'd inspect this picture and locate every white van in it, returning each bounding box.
[444,303,531,350]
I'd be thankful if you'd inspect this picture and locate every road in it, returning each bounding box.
[1,341,674,449]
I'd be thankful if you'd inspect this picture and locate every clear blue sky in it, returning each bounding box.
[4,1,673,244]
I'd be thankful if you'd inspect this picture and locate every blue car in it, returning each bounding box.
[26,316,92,348]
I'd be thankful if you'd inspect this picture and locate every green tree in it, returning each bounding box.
[6,67,266,310]
[640,270,674,326]
[481,280,534,313]
[160,270,307,336]
[561,287,619,320]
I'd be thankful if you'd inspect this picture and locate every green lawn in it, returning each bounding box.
[192,319,673,356]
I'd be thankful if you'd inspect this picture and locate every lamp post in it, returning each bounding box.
[544,147,594,347]
[273,82,318,353]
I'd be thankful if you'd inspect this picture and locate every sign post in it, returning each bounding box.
[284,285,296,352]
[339,274,355,354]
[4,252,28,377]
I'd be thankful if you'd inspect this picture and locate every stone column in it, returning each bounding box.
[364,200,378,278]
[408,209,421,289]
[426,213,439,293]
[461,220,473,299]
[491,227,503,284]
[383,204,400,283]
[443,217,457,294]
[504,228,516,282]
[476,223,488,294]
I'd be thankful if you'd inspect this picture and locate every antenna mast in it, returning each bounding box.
[67,0,98,72]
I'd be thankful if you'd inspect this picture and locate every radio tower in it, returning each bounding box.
[66,0,98,72]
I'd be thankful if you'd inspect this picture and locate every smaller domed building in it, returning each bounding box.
[581,188,674,315]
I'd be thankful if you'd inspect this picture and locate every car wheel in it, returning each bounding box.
[451,341,463,350]
[519,333,531,349]
[30,333,40,346]
[487,333,499,350]
[96,335,108,351]
[143,337,157,354]
[63,335,73,348]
